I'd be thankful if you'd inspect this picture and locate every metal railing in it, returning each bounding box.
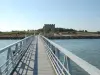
[41,35,100,75]
[0,35,34,75]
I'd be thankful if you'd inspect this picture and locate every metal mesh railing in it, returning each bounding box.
[0,35,34,75]
[41,35,100,75]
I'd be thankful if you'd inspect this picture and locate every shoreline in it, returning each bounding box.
[0,36,25,39]
[0,35,100,39]
[46,35,100,39]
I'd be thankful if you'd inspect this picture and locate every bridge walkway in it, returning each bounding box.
[38,36,55,75]
[12,36,55,75]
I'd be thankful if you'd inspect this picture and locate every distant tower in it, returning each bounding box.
[43,24,55,35]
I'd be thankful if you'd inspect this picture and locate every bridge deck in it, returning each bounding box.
[38,36,55,75]
[13,36,55,75]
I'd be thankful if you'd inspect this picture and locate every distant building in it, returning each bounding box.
[43,24,55,35]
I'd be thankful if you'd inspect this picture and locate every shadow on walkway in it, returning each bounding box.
[12,38,38,75]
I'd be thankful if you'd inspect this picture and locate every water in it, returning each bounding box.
[0,40,19,66]
[52,39,100,75]
[0,39,100,75]
[0,40,19,48]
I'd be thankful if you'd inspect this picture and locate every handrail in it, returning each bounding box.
[0,35,34,75]
[41,35,100,75]
[0,36,32,54]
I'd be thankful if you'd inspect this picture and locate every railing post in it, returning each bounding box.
[63,56,72,75]
[20,42,22,50]
[15,44,18,51]
[25,39,27,50]
[48,42,50,47]
[51,45,55,54]
[67,57,72,75]
[63,56,68,75]
[55,48,60,59]
[11,50,14,69]
[6,47,11,75]
[23,40,26,50]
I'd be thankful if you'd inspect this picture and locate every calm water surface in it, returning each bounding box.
[0,40,19,66]
[0,39,100,75]
[52,39,100,75]
[0,40,19,48]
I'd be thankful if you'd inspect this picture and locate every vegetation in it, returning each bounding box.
[54,28,77,34]
[37,28,43,34]
[97,31,100,34]
[55,28,76,32]
[0,27,99,37]
[78,30,88,32]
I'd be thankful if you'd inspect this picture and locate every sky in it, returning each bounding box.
[0,0,100,31]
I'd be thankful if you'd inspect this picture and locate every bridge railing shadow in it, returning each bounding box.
[13,38,38,75]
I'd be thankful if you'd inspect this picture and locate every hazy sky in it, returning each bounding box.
[0,0,100,31]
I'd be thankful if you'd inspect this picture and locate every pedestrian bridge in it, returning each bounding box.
[0,35,100,75]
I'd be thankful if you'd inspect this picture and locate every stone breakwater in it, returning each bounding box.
[1,35,100,39]
[0,35,25,39]
[46,35,100,39]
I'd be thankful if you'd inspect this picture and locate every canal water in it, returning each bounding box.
[52,39,100,75]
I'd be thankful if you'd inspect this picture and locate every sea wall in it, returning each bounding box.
[0,35,25,39]
[46,35,100,39]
